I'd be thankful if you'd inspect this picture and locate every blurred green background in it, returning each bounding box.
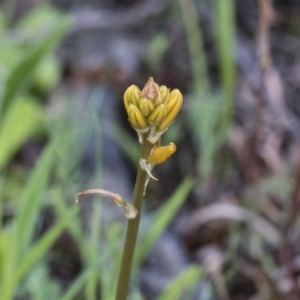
[1,0,300,299]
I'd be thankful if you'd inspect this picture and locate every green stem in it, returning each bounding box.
[115,138,153,300]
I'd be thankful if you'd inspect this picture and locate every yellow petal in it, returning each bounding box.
[147,143,176,166]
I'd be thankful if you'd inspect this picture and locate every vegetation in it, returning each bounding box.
[1,0,300,299]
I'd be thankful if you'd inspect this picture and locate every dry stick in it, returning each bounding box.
[258,0,278,70]
[285,144,300,233]
[280,144,300,299]
[115,138,153,300]
[258,0,270,70]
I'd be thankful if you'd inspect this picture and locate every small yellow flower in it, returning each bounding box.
[147,143,176,166]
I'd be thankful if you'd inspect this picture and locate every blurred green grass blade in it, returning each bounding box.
[190,95,222,179]
[214,0,236,127]
[157,264,203,300]
[100,223,123,299]
[13,143,54,260]
[178,0,209,93]
[60,263,98,300]
[0,10,8,29]
[0,98,43,171]
[146,33,170,70]
[89,204,102,254]
[51,188,87,256]
[163,121,185,145]
[85,201,102,300]
[17,4,64,29]
[110,122,139,167]
[53,192,101,300]
[0,229,14,300]
[1,18,70,111]
[15,206,78,284]
[135,178,195,267]
[0,178,4,231]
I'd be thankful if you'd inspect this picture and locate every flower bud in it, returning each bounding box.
[147,104,167,126]
[139,98,155,117]
[127,104,148,129]
[141,77,160,101]
[159,85,170,104]
[147,143,176,166]
[156,89,183,131]
[124,85,140,111]
[130,89,140,107]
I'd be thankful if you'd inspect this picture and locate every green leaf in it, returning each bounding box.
[51,188,87,256]
[157,264,203,300]
[214,0,236,126]
[16,4,64,30]
[60,264,98,300]
[135,178,195,268]
[1,17,71,111]
[85,201,102,300]
[12,143,54,262]
[0,98,43,171]
[0,229,15,300]
[178,0,210,93]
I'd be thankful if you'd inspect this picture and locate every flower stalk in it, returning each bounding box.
[76,77,183,299]
[114,78,182,299]
[115,137,153,300]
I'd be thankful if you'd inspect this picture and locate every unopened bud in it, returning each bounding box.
[124,85,140,111]
[127,104,148,129]
[130,89,140,107]
[159,85,170,104]
[156,89,183,131]
[147,143,176,166]
[139,98,155,117]
[147,104,167,126]
[141,77,160,101]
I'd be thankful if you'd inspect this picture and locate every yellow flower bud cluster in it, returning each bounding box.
[124,77,183,144]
